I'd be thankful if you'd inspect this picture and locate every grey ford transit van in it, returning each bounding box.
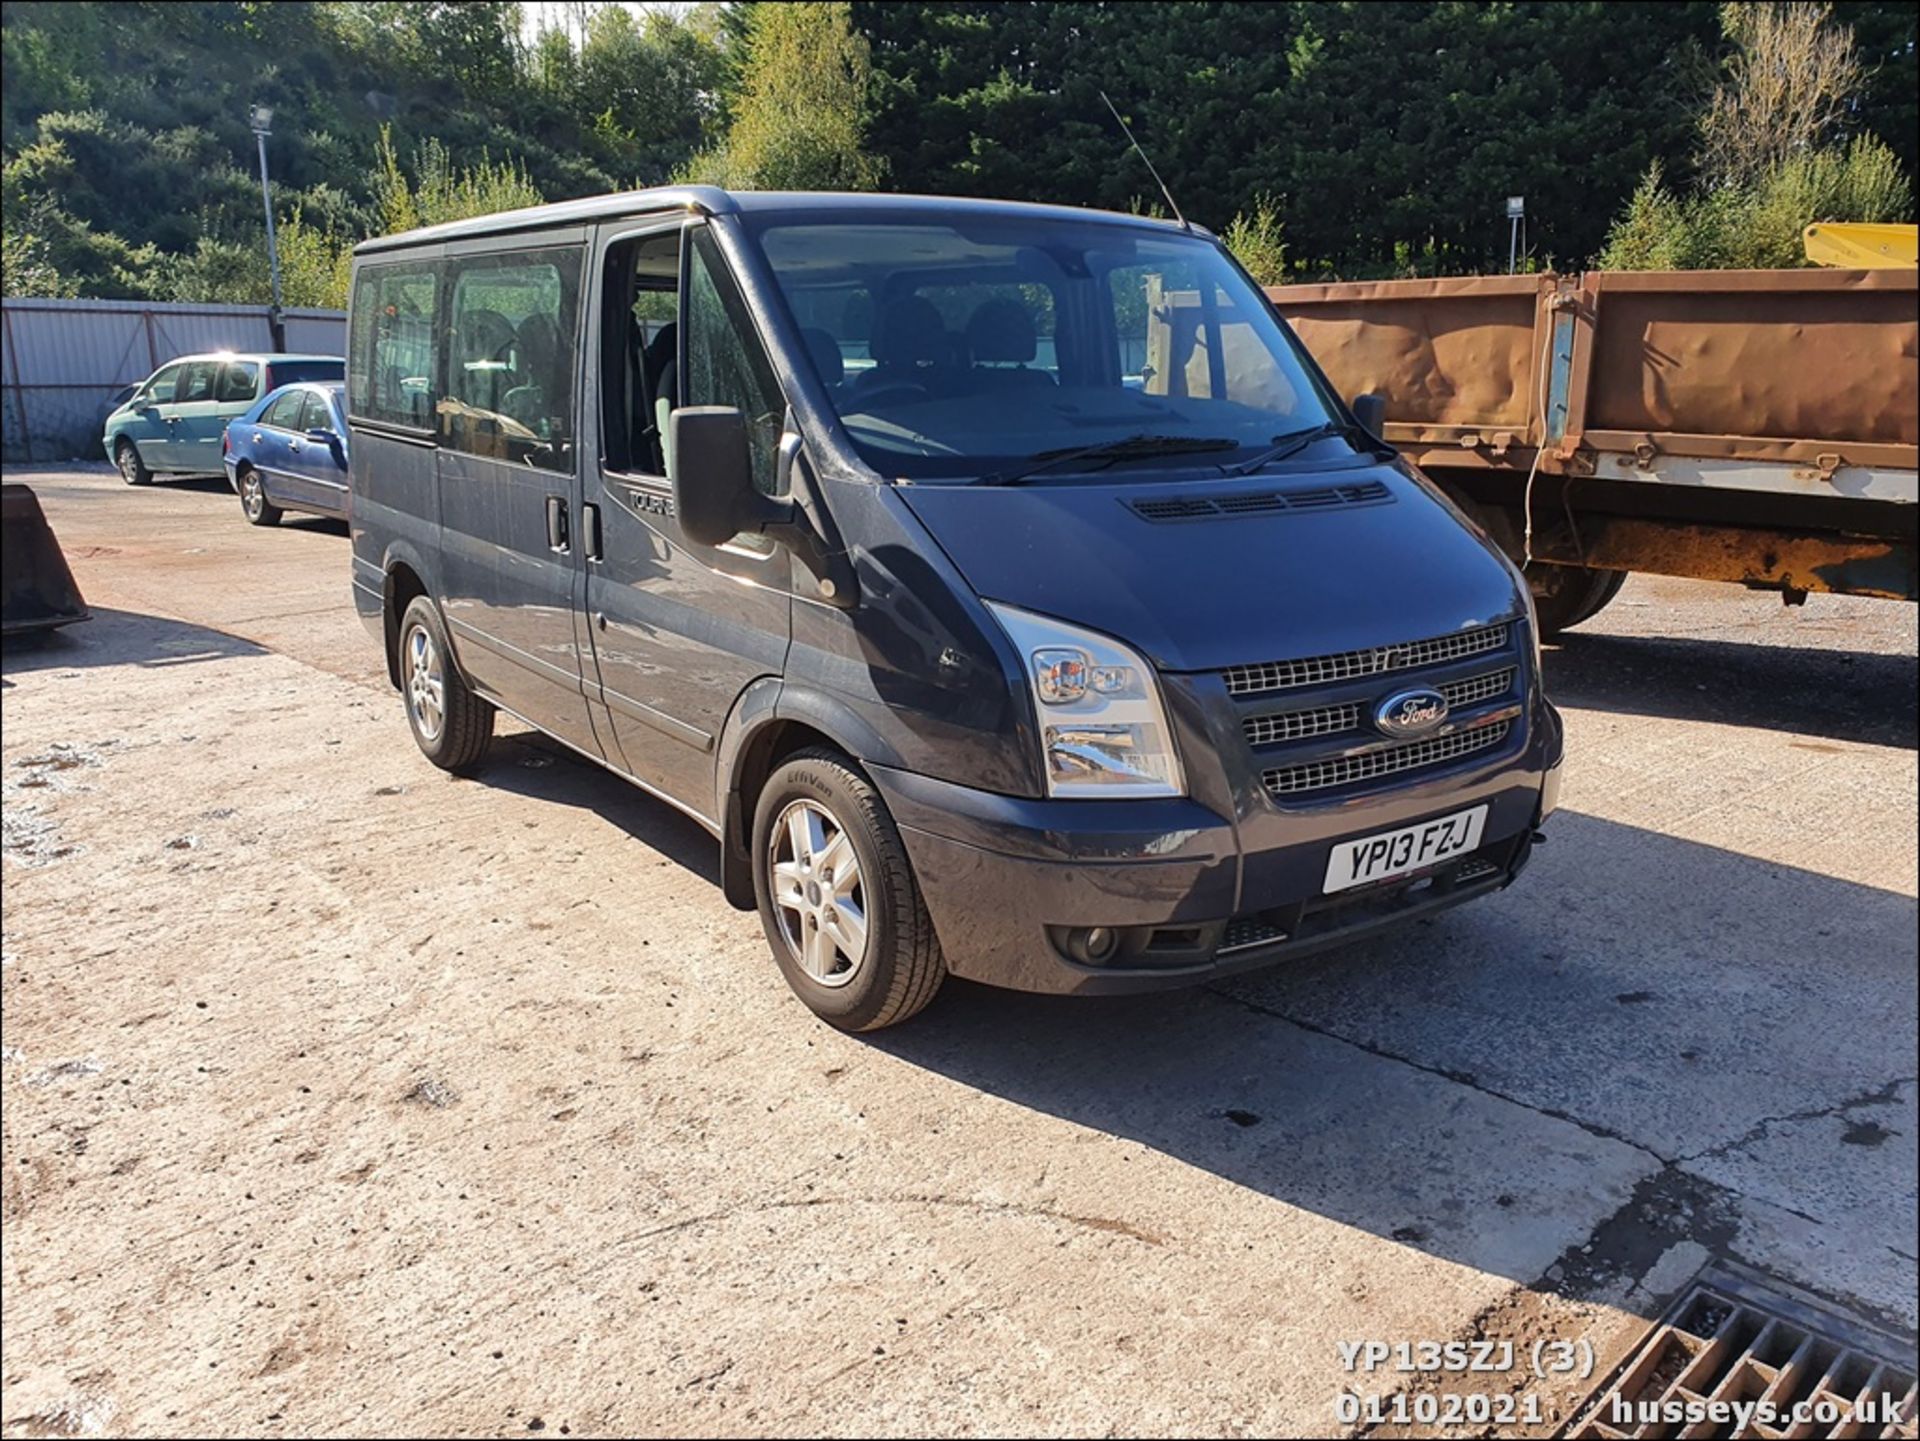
[347,187,1563,1031]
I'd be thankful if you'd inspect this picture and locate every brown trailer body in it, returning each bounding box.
[1266,268,1918,620]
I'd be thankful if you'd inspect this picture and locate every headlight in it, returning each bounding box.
[986,601,1186,798]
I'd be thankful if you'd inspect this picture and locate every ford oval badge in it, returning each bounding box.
[1375,687,1449,738]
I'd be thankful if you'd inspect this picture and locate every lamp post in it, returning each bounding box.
[249,103,286,353]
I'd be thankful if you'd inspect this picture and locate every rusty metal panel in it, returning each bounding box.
[1527,514,1915,600]
[1577,267,1918,470]
[1269,275,1554,463]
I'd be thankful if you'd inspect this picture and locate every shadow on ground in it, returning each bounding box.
[862,809,1917,1304]
[1546,632,1917,749]
[1,607,264,679]
[471,727,721,887]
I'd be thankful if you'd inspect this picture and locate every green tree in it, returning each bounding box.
[685,2,883,190]
[1600,4,1913,269]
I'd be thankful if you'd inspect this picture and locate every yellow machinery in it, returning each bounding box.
[1802,222,1918,268]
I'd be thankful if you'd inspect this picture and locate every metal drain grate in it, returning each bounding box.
[1570,1266,1918,1439]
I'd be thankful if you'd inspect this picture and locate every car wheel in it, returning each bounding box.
[115,440,151,486]
[1528,563,1628,638]
[397,595,494,773]
[752,747,945,1031]
[237,467,281,527]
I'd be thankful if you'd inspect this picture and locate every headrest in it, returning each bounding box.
[800,326,845,386]
[872,295,946,367]
[965,298,1037,364]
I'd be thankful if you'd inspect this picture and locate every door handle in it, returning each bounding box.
[581,502,602,562]
[546,495,570,552]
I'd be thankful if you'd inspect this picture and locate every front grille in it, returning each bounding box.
[1222,623,1509,697]
[1262,720,1512,797]
[1242,666,1516,750]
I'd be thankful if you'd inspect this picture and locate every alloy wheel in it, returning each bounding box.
[404,623,445,742]
[767,799,869,987]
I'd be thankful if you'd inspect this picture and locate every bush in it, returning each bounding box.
[1223,194,1289,286]
[1601,136,1912,270]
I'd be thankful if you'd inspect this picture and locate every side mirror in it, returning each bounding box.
[132,398,155,414]
[305,427,340,447]
[670,406,788,547]
[1350,392,1387,436]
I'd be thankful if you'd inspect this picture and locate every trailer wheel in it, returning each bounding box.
[1528,564,1627,638]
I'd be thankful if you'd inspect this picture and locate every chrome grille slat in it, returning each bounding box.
[1241,666,1516,750]
[1262,721,1512,796]
[1440,665,1516,710]
[1244,701,1364,747]
[1222,623,1510,697]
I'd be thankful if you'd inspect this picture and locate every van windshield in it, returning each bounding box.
[747,212,1340,483]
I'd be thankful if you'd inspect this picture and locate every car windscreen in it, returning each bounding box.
[745,213,1338,482]
[264,359,346,391]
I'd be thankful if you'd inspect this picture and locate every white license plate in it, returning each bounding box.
[1323,805,1489,894]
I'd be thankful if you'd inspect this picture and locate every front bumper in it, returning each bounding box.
[873,699,1563,996]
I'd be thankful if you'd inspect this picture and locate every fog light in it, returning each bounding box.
[1063,925,1120,965]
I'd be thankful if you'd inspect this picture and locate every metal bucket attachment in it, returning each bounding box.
[1,484,91,634]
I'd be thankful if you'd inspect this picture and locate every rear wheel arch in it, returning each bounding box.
[382,561,429,690]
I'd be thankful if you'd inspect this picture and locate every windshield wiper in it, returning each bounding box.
[1230,419,1380,477]
[977,434,1239,487]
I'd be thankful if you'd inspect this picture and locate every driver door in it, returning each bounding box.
[582,220,792,819]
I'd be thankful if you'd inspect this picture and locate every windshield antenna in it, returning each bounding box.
[1101,90,1189,231]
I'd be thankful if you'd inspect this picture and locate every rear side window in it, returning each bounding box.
[297,391,335,433]
[216,361,260,403]
[350,264,439,429]
[439,246,581,472]
[263,390,306,429]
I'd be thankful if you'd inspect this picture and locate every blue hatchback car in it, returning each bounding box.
[223,382,350,525]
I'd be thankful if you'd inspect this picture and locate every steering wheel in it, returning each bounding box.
[850,381,930,408]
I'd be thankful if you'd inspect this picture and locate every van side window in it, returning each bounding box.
[349,263,440,430]
[686,227,784,497]
[438,248,581,473]
[217,361,259,403]
[600,229,682,477]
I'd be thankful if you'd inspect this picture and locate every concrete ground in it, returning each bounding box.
[3,465,1915,1438]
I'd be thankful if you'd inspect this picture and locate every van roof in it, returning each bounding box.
[353,187,1202,257]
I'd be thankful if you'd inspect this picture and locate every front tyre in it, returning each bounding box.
[752,748,945,1031]
[237,467,281,526]
[397,594,493,773]
[115,440,151,486]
